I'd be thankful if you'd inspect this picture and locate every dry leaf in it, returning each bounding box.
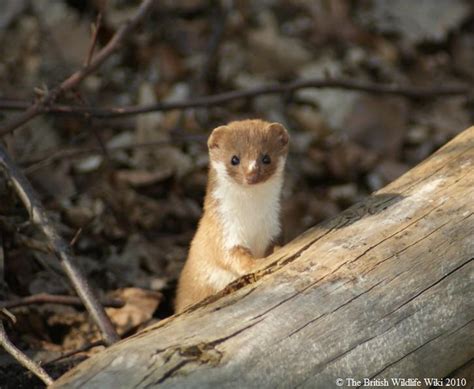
[106,288,162,335]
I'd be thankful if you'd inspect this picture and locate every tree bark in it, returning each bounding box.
[53,126,474,389]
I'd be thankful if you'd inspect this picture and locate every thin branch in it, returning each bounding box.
[21,134,207,173]
[1,293,125,310]
[0,78,470,121]
[0,235,54,385]
[0,308,16,323]
[44,339,105,366]
[80,12,112,163]
[0,99,29,110]
[0,321,54,386]
[69,227,83,247]
[14,234,51,254]
[0,144,119,345]
[85,12,103,67]
[0,0,156,137]
[71,90,113,165]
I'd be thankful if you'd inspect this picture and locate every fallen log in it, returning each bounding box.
[53,126,474,388]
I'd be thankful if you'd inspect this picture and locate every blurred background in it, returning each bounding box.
[0,0,473,385]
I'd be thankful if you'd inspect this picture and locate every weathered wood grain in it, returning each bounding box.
[53,126,474,389]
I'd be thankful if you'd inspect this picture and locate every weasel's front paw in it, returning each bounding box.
[230,246,258,274]
[232,246,253,257]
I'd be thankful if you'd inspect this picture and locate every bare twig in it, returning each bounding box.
[0,0,156,137]
[0,308,16,323]
[0,144,119,345]
[0,321,54,386]
[14,235,51,254]
[0,78,470,121]
[72,90,113,165]
[0,232,54,385]
[0,99,29,110]
[85,13,103,67]
[80,11,113,164]
[1,293,124,310]
[44,339,105,366]
[69,228,83,247]
[21,134,207,173]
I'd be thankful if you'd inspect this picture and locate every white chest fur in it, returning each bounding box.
[212,161,284,257]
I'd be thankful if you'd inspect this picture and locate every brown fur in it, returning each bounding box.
[174,119,289,313]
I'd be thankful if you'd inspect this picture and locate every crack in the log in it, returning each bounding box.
[371,218,453,274]
[346,202,446,267]
[210,286,258,312]
[136,345,181,387]
[135,366,162,388]
[141,319,264,386]
[250,290,302,321]
[241,222,340,279]
[381,258,473,320]
[442,356,474,387]
[376,228,459,293]
[287,277,387,339]
[446,319,474,336]
[249,249,360,322]
[149,360,188,386]
[362,209,473,278]
[396,162,447,194]
[141,345,221,386]
[294,334,381,389]
[255,251,361,322]
[206,317,266,347]
[385,309,418,330]
[450,166,474,187]
[366,319,474,384]
[269,278,413,356]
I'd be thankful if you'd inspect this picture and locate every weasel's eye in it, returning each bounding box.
[262,154,271,164]
[231,155,240,166]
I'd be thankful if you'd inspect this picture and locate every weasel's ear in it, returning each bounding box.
[208,125,228,150]
[268,122,289,147]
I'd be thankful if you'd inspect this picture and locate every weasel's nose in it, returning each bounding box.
[245,162,260,184]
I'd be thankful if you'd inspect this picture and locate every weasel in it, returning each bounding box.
[175,119,289,313]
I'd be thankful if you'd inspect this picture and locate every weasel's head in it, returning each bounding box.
[208,119,289,186]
